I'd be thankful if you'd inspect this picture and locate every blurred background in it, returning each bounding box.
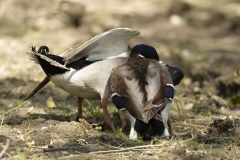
[0,0,240,159]
[0,0,240,119]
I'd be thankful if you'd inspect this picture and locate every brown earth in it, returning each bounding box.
[0,0,240,159]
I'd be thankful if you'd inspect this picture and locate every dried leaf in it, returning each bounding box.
[46,97,56,109]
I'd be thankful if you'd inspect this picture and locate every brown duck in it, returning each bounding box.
[109,44,183,139]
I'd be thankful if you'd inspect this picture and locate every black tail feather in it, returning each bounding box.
[24,77,50,101]
[38,46,49,54]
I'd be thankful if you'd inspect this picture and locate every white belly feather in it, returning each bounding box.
[51,57,128,100]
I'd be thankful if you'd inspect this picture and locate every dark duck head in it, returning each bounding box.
[165,64,184,86]
[130,44,159,60]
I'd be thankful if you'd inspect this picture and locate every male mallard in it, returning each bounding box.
[26,28,140,131]
[109,44,184,139]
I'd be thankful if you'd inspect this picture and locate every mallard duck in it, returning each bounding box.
[26,28,140,131]
[109,44,184,139]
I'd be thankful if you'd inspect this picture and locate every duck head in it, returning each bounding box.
[130,44,159,60]
[165,64,184,86]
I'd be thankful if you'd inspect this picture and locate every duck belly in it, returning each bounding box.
[50,69,98,99]
[51,57,128,100]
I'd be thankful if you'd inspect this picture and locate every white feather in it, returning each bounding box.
[145,62,161,101]
[51,57,129,100]
[166,83,175,89]
[125,78,144,111]
[111,92,122,98]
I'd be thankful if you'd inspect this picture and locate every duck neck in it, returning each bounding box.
[128,53,144,62]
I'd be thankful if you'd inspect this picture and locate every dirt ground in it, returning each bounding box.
[0,0,240,159]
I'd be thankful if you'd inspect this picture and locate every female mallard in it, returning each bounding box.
[109,44,184,139]
[26,28,140,131]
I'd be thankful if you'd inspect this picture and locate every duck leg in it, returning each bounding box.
[126,111,137,139]
[161,102,172,137]
[77,97,96,123]
[101,98,116,132]
[77,97,84,119]
[118,109,137,139]
[167,115,173,134]
[118,109,129,130]
[122,120,128,130]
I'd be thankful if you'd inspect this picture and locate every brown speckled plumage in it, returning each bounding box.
[110,54,173,123]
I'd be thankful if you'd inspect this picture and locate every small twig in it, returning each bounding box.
[182,130,195,143]
[0,115,4,128]
[113,151,135,154]
[129,148,166,151]
[185,118,210,121]
[0,139,10,158]
[173,122,213,129]
[118,141,127,148]
[89,142,166,154]
[210,96,236,135]
[1,102,27,127]
[204,137,236,140]
[96,140,120,149]
[216,96,230,110]
[43,146,89,152]
[89,148,131,154]
[1,102,27,116]
[172,129,190,136]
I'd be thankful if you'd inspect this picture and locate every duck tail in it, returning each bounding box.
[27,46,40,64]
[26,46,70,72]
[142,99,171,123]
[24,76,50,101]
[142,84,175,123]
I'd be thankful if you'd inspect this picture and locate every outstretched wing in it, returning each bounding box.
[61,27,140,65]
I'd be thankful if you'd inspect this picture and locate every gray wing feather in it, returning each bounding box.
[61,28,140,65]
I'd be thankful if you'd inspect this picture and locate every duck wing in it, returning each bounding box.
[61,27,140,65]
